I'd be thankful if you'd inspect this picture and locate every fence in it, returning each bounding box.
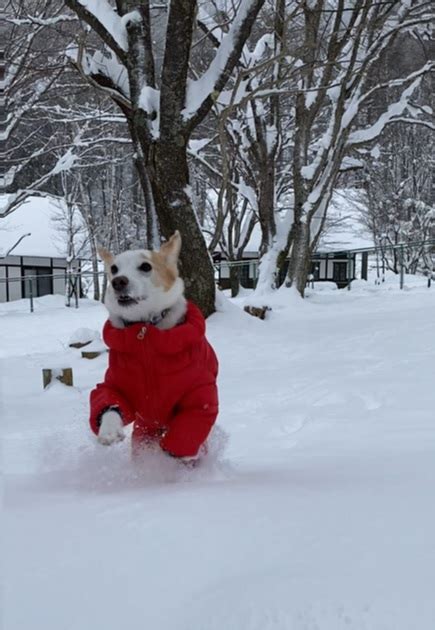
[1,239,435,313]
[0,270,101,312]
[217,239,435,291]
[336,238,435,290]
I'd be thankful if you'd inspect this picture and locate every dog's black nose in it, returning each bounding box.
[112,275,129,292]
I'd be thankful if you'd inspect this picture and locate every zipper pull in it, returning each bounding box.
[137,326,147,340]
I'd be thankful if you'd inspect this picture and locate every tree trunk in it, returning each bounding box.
[229,265,241,297]
[258,161,277,258]
[287,220,311,296]
[89,238,100,301]
[253,160,282,293]
[151,140,216,317]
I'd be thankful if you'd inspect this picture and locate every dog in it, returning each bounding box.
[90,232,219,461]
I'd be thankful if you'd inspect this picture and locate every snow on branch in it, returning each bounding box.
[8,14,78,26]
[358,61,434,107]
[65,0,128,62]
[51,149,78,176]
[381,117,435,131]
[1,134,84,218]
[79,0,127,49]
[347,65,433,147]
[67,42,131,109]
[1,72,63,143]
[182,0,266,123]
[196,5,227,48]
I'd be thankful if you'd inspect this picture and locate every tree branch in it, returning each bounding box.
[64,0,128,65]
[183,0,267,134]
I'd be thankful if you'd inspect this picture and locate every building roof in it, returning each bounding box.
[0,196,85,259]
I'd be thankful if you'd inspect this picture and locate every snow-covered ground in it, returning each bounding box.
[2,282,435,630]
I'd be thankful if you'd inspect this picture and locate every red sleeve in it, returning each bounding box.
[89,383,135,435]
[146,302,205,354]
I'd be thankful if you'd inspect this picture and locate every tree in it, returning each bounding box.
[2,1,76,210]
[1,0,131,221]
[364,122,435,274]
[64,0,268,315]
[251,0,434,298]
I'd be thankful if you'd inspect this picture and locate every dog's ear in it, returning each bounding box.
[98,247,114,266]
[160,231,181,265]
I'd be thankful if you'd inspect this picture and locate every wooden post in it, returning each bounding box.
[43,368,73,389]
[81,350,104,360]
[28,277,34,313]
[361,252,368,281]
[69,340,91,349]
[400,245,405,289]
[244,305,271,320]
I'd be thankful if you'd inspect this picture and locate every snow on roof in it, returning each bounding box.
[0,196,80,259]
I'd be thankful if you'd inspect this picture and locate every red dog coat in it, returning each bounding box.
[89,302,219,458]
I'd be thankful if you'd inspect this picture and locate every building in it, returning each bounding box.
[0,196,83,303]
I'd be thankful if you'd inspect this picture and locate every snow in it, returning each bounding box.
[87,49,130,97]
[249,33,273,64]
[188,138,212,154]
[0,196,76,258]
[347,71,427,146]
[69,328,100,347]
[80,338,108,354]
[183,0,258,119]
[304,88,318,108]
[370,145,381,159]
[139,86,160,138]
[120,10,142,29]
[51,148,77,175]
[254,209,294,295]
[3,285,435,629]
[78,0,128,51]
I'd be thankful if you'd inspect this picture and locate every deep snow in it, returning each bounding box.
[2,281,435,629]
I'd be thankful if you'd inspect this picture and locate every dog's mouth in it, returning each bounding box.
[117,295,139,307]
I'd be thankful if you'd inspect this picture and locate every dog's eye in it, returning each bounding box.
[139,262,152,273]
[110,265,118,275]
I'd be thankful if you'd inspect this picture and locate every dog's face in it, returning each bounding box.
[99,232,184,324]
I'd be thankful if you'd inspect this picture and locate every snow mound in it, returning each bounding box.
[69,327,101,346]
[244,285,307,314]
[69,327,100,344]
[31,424,231,495]
[80,338,108,354]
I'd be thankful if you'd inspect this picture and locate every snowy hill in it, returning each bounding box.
[2,285,435,629]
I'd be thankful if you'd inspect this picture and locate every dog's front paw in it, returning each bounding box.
[98,409,125,445]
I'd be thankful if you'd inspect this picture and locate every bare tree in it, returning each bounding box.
[1,1,76,207]
[364,122,435,274]
[249,0,434,298]
[64,0,268,315]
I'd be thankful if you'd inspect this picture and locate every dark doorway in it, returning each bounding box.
[333,261,348,286]
[23,267,53,297]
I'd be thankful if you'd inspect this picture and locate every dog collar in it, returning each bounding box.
[122,308,170,328]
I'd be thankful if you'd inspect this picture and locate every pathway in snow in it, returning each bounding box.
[2,285,435,630]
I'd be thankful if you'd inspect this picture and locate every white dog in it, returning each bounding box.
[100,231,186,332]
[92,232,219,458]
